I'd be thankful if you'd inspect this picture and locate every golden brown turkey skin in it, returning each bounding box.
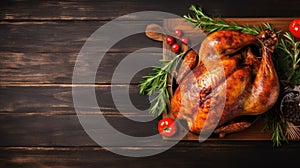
[176,49,198,83]
[171,30,279,135]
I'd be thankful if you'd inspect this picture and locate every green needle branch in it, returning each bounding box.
[139,52,185,117]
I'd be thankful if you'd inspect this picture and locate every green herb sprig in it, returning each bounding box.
[139,52,185,116]
[263,108,288,147]
[184,5,265,35]
[276,32,300,87]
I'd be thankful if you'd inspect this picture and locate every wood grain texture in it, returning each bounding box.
[0,115,159,146]
[1,0,299,21]
[0,114,274,147]
[1,144,300,168]
[0,85,150,114]
[0,21,162,53]
[0,52,159,84]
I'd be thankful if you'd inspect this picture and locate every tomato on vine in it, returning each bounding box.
[158,118,177,137]
[289,18,300,38]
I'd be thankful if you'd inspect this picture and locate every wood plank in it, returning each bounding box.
[0,52,160,84]
[0,21,162,53]
[0,114,279,146]
[0,85,150,114]
[1,144,300,168]
[0,115,160,147]
[1,0,299,21]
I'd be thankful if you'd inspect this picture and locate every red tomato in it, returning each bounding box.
[171,43,180,53]
[158,118,177,137]
[289,18,300,38]
[166,35,175,45]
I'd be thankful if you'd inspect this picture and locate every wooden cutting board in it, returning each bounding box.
[147,18,294,141]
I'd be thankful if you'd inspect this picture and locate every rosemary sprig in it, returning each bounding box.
[263,108,288,147]
[184,5,262,35]
[276,32,300,87]
[139,52,185,116]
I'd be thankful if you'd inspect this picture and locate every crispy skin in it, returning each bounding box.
[200,30,257,59]
[171,54,246,133]
[171,30,280,135]
[186,66,252,133]
[242,47,280,114]
[176,31,257,84]
[241,30,280,115]
[176,49,198,83]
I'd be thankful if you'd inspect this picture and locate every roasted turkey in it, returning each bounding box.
[171,30,280,137]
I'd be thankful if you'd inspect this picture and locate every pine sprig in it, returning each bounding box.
[139,52,185,116]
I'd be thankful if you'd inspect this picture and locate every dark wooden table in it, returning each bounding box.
[1,0,300,167]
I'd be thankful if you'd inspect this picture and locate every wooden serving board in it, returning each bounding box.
[160,18,294,141]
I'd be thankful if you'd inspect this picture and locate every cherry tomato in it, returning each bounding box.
[289,18,300,38]
[171,43,180,53]
[166,35,175,45]
[174,29,183,37]
[181,36,189,45]
[158,118,177,137]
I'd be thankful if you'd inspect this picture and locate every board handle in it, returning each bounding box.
[145,24,164,42]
